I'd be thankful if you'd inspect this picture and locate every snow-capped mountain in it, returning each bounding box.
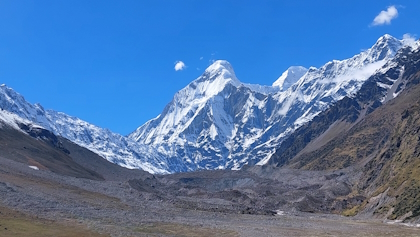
[129,34,414,171]
[1,34,417,174]
[0,84,169,174]
[272,66,308,90]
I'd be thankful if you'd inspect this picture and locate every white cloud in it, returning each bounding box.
[318,61,387,84]
[199,57,204,60]
[372,6,398,26]
[402,33,417,47]
[174,61,186,71]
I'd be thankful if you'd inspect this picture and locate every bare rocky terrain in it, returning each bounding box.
[1,131,419,236]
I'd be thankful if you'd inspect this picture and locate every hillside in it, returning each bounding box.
[269,45,420,221]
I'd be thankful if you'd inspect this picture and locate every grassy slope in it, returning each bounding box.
[0,126,104,181]
[0,205,108,237]
[359,84,420,219]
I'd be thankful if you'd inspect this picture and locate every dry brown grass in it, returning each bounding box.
[0,205,108,237]
[134,222,238,237]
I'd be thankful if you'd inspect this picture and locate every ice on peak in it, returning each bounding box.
[273,66,308,90]
[380,34,393,40]
[374,34,400,48]
[171,60,241,105]
[288,66,308,72]
[194,59,240,88]
[0,84,16,93]
[205,60,234,73]
[375,34,399,45]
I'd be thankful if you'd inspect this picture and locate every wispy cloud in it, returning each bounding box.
[199,57,203,60]
[208,52,216,64]
[402,33,417,47]
[372,6,398,26]
[174,61,186,71]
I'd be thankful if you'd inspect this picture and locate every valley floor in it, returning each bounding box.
[1,156,419,237]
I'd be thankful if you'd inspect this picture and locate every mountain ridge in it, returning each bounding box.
[267,44,420,221]
[129,34,411,172]
[0,34,416,174]
[0,84,169,174]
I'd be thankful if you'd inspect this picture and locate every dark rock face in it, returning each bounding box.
[18,123,70,154]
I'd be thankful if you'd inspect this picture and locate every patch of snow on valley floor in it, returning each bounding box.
[276,210,285,216]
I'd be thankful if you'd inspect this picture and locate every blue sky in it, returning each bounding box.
[0,1,419,135]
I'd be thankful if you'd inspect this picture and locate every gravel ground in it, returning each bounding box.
[1,156,419,237]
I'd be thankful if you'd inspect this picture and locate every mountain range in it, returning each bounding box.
[1,33,420,233]
[0,34,419,174]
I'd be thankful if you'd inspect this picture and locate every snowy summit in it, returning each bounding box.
[273,66,308,90]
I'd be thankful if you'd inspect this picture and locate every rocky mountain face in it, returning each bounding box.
[129,35,409,172]
[268,43,420,222]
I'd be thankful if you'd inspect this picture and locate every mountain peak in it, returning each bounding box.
[205,60,234,73]
[361,34,402,63]
[193,59,240,89]
[379,33,394,40]
[272,66,308,90]
[373,34,400,49]
[0,84,20,100]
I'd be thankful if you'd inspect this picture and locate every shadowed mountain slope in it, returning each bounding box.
[0,113,150,181]
[0,123,104,181]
